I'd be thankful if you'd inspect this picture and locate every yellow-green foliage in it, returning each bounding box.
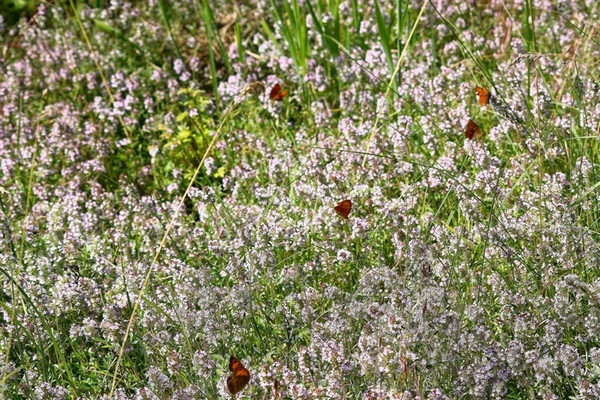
[158,87,225,186]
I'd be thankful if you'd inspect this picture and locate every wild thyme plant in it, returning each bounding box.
[0,1,599,399]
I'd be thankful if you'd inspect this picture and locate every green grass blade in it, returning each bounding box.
[199,0,232,73]
[235,22,246,66]
[157,0,183,60]
[305,0,339,60]
[198,0,221,105]
[373,0,396,91]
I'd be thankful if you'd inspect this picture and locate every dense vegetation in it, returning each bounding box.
[1,0,600,398]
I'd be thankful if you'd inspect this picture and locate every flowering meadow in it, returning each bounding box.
[1,0,600,399]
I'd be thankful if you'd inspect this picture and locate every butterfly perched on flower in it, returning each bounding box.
[269,83,288,101]
[475,86,490,106]
[334,200,352,219]
[227,356,250,395]
[465,119,482,140]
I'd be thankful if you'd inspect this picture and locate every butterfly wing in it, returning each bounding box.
[465,119,482,140]
[334,200,352,219]
[270,83,288,101]
[227,356,250,395]
[475,86,490,106]
[227,373,250,395]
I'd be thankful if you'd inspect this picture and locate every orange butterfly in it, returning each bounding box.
[227,356,250,395]
[465,119,483,140]
[475,86,490,106]
[269,83,288,101]
[334,200,352,219]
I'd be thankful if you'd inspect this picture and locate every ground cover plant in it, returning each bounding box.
[1,0,600,398]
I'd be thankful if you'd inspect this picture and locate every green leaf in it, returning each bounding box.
[176,112,188,122]
[214,166,227,178]
[177,129,191,140]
